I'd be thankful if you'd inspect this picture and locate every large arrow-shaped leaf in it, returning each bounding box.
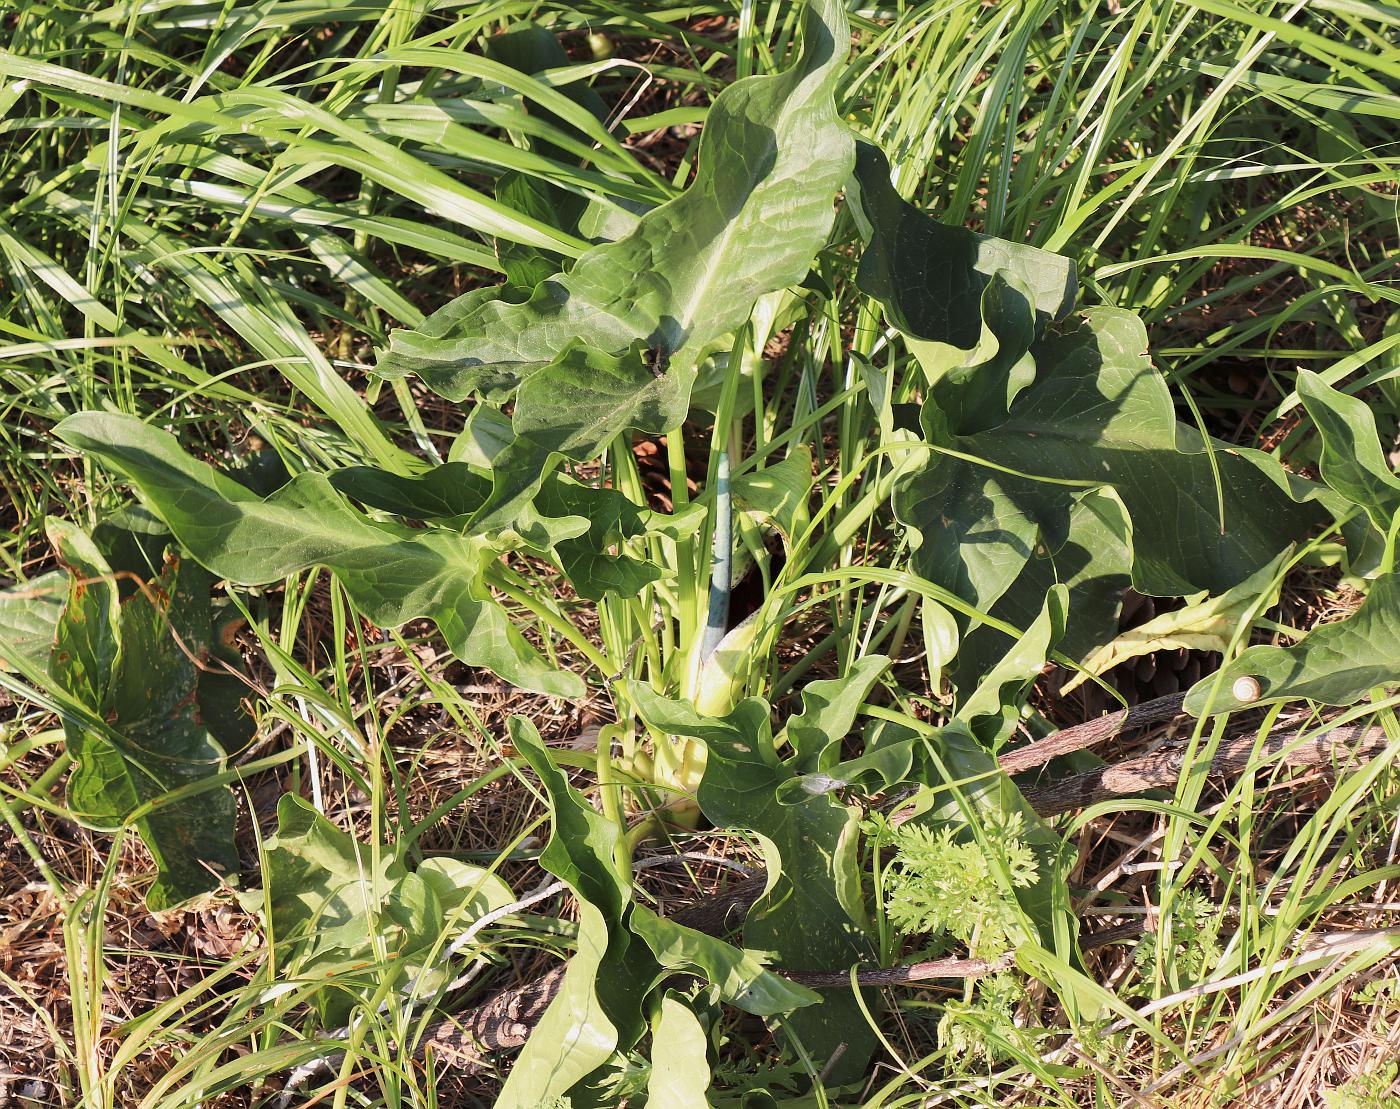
[55,413,580,698]
[329,458,669,602]
[502,717,647,1109]
[895,309,1326,617]
[853,148,1325,667]
[376,0,852,399]
[1296,369,1400,537]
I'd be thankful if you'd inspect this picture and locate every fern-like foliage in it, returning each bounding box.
[882,810,1038,960]
[1129,888,1223,997]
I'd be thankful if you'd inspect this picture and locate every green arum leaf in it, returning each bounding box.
[734,444,815,555]
[508,712,819,1103]
[1062,549,1291,696]
[1296,369,1400,537]
[630,905,820,1016]
[55,412,581,698]
[512,340,689,463]
[1184,571,1400,717]
[956,583,1067,748]
[241,794,514,1025]
[46,521,120,708]
[632,663,889,1085]
[853,143,1325,662]
[646,993,714,1109]
[45,518,242,910]
[950,487,1132,683]
[786,655,891,768]
[895,309,1327,619]
[329,458,664,601]
[377,0,851,396]
[464,339,693,535]
[94,506,257,758]
[848,139,1075,431]
[375,0,852,531]
[0,570,66,675]
[504,717,651,1109]
[777,718,916,804]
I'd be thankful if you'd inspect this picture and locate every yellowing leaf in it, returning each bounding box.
[1062,551,1291,694]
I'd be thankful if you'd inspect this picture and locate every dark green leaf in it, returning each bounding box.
[47,521,239,910]
[501,717,652,1107]
[849,139,1074,431]
[956,584,1066,746]
[631,688,877,1083]
[1296,370,1400,535]
[952,487,1132,682]
[897,310,1326,620]
[631,904,820,1016]
[47,519,120,708]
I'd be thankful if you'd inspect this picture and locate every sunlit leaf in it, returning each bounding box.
[1185,571,1400,716]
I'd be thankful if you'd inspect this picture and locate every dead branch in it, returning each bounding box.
[1020,722,1388,817]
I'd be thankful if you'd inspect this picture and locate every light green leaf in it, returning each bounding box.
[733,446,815,550]
[783,654,890,767]
[1063,549,1290,695]
[416,857,516,919]
[509,716,629,919]
[1185,571,1400,716]
[1296,369,1400,535]
[466,340,691,543]
[500,900,620,1109]
[512,340,689,462]
[376,0,852,396]
[956,584,1066,748]
[501,717,650,1108]
[242,794,401,964]
[242,796,517,1024]
[55,413,580,698]
[922,598,960,689]
[646,994,714,1109]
